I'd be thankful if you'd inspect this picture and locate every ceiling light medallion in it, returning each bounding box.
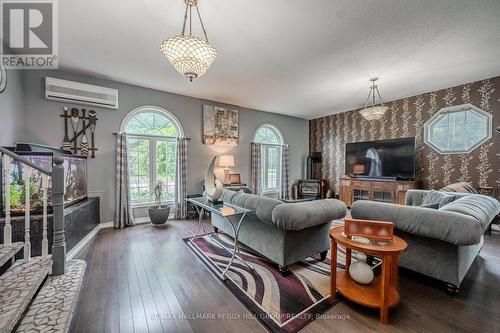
[160,0,217,81]
[359,78,389,121]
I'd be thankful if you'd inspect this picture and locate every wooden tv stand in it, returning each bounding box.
[340,177,416,207]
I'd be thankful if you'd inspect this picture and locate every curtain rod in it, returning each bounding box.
[112,132,191,140]
[251,142,288,147]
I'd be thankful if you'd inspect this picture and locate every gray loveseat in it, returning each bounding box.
[212,190,347,272]
[351,189,500,293]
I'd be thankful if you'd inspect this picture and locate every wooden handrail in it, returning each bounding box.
[0,146,52,176]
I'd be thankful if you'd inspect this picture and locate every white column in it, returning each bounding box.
[2,154,12,246]
[23,164,31,261]
[41,174,49,258]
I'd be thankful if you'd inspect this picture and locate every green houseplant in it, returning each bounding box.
[148,180,170,225]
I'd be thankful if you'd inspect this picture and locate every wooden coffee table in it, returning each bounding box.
[330,226,407,324]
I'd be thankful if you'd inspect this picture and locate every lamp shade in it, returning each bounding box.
[359,105,389,121]
[218,155,235,167]
[160,35,217,81]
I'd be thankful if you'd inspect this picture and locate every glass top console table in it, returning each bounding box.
[185,197,255,280]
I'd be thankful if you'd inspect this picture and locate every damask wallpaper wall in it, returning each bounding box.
[309,76,500,195]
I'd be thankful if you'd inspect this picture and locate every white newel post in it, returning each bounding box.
[2,154,12,246]
[23,164,31,261]
[41,174,49,258]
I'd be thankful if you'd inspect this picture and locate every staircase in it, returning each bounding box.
[0,257,52,333]
[0,147,84,333]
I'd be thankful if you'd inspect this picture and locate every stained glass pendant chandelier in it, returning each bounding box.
[359,78,389,121]
[160,0,217,81]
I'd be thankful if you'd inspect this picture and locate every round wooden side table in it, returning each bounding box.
[329,226,407,324]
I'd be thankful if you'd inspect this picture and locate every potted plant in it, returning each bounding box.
[148,180,170,225]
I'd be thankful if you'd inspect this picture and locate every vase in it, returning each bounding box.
[349,260,374,285]
[148,205,170,225]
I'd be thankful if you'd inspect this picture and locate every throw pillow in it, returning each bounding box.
[439,182,478,194]
[422,190,456,208]
[421,203,440,209]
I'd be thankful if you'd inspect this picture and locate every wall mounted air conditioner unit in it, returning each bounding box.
[45,77,119,109]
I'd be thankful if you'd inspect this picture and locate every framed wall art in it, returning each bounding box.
[203,105,239,146]
[229,173,241,185]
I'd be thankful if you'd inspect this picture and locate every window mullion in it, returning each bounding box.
[150,139,157,201]
[261,146,266,191]
[277,147,282,191]
[464,111,468,150]
[265,146,270,191]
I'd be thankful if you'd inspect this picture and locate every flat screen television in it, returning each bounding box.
[345,138,416,180]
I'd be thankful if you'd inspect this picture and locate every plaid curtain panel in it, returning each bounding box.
[175,137,188,219]
[114,133,134,228]
[281,145,290,199]
[250,143,262,195]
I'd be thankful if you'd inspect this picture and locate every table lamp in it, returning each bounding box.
[218,154,235,185]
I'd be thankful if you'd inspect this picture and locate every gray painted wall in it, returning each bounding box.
[22,70,309,222]
[0,66,25,146]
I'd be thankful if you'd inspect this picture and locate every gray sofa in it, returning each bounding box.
[351,189,500,293]
[212,190,347,272]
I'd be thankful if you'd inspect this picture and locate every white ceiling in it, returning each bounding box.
[59,0,500,119]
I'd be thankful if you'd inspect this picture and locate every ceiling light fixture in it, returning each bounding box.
[160,0,217,81]
[359,78,389,121]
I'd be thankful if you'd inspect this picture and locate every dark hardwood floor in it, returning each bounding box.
[71,221,500,333]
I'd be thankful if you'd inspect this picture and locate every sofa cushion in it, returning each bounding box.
[351,201,483,245]
[421,190,455,208]
[352,193,500,245]
[406,189,471,206]
[440,182,479,194]
[421,203,439,209]
[271,199,346,231]
[255,197,283,225]
[232,192,260,211]
[219,190,347,231]
[221,190,238,202]
[439,195,500,231]
[220,190,282,225]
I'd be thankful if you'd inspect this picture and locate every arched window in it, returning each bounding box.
[121,106,183,206]
[254,124,284,194]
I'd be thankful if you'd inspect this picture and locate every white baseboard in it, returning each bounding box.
[66,221,115,259]
[100,221,114,229]
[67,223,104,260]
[96,217,153,229]
[133,217,151,225]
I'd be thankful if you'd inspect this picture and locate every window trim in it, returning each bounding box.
[424,103,492,154]
[254,123,284,146]
[120,105,184,137]
[261,144,282,194]
[121,106,183,207]
[254,124,284,194]
[127,135,177,206]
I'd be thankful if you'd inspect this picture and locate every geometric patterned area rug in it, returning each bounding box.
[184,233,350,333]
